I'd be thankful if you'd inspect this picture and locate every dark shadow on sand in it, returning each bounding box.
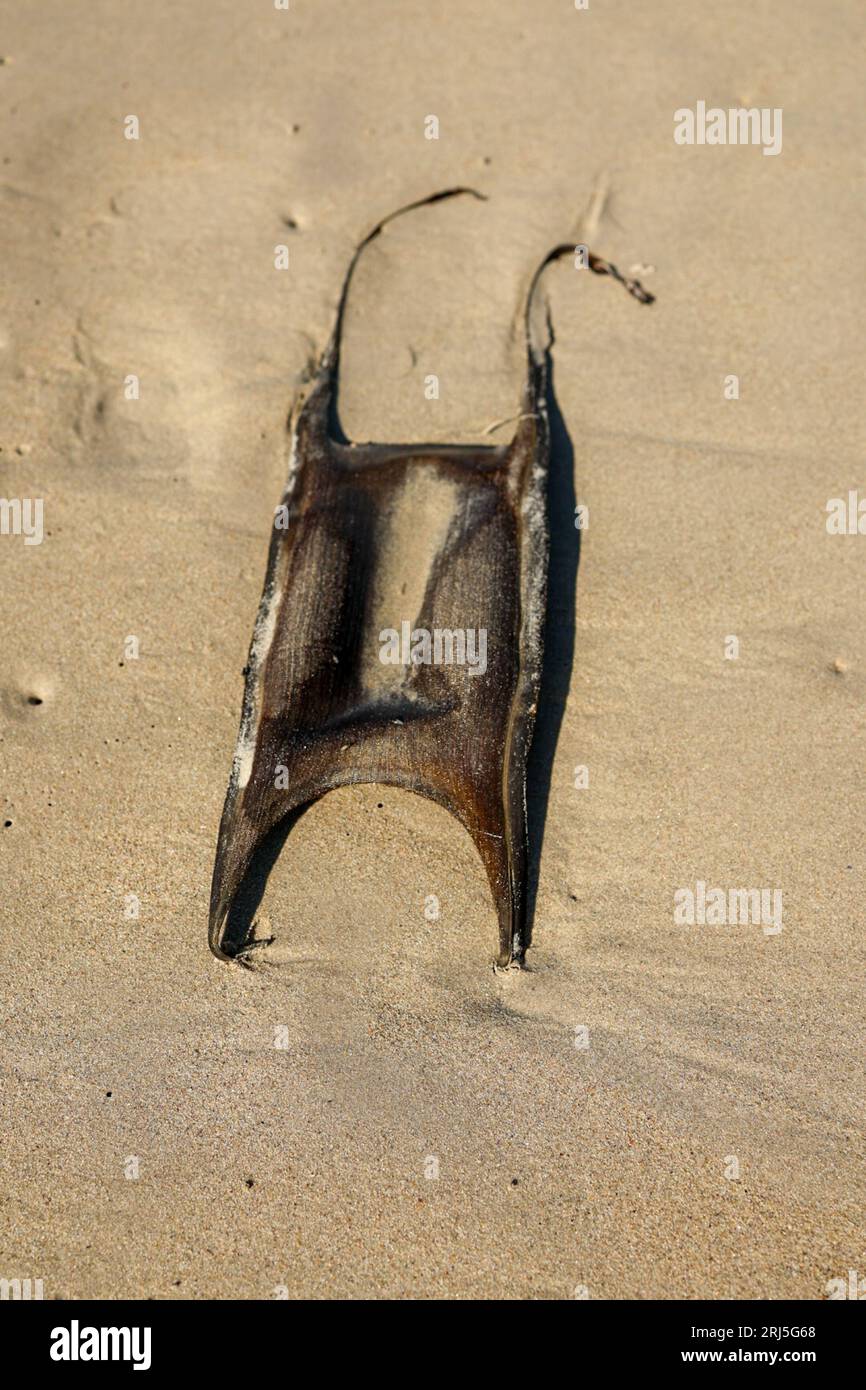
[219,806,310,958]
[524,347,580,951]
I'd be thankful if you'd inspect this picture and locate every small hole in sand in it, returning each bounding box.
[27,695,43,706]
[3,820,12,828]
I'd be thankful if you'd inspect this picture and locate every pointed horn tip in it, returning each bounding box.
[425,185,487,203]
[208,930,233,964]
[208,896,235,963]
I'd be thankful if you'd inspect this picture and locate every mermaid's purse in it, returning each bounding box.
[209,189,652,967]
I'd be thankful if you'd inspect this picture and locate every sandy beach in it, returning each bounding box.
[1,0,863,1299]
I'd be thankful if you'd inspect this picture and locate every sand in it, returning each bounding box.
[1,0,863,1299]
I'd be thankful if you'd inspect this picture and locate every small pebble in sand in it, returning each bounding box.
[22,679,50,707]
[832,658,847,674]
